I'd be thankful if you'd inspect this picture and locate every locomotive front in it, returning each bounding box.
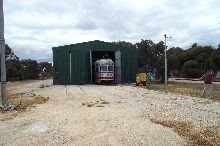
[95,59,114,84]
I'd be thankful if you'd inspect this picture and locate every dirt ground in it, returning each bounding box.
[0,79,220,146]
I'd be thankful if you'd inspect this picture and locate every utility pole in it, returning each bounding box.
[0,0,8,107]
[164,34,171,85]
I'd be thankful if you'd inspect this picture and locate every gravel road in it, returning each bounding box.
[0,79,219,146]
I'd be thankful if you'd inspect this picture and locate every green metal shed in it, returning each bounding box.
[52,40,138,85]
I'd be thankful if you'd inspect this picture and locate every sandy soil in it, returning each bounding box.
[0,79,220,146]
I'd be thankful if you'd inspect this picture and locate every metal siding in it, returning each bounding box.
[130,49,138,82]
[68,45,73,84]
[65,46,69,84]
[125,49,130,82]
[68,44,88,85]
[59,49,63,84]
[72,46,78,84]
[121,49,125,83]
[77,47,83,84]
[53,48,58,85]
[125,50,129,82]
[79,44,86,84]
[63,48,68,84]
[81,45,87,84]
[57,49,61,84]
[52,47,57,84]
[115,50,121,84]
[58,49,62,84]
[85,51,90,84]
[58,49,63,84]
[66,48,71,84]
[75,48,79,84]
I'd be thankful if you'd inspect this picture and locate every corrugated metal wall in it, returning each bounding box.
[53,40,137,85]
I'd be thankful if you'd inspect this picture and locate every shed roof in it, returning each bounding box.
[52,40,136,51]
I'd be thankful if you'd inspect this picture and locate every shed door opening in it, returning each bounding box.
[91,51,115,84]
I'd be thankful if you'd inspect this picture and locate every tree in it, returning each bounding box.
[3,44,53,81]
[155,41,165,58]
[3,44,21,81]
[154,41,167,80]
[6,59,23,81]
[112,41,135,49]
[21,59,40,80]
[135,39,166,80]
[211,47,220,72]
[0,44,18,60]
[178,44,215,77]
[181,60,202,78]
[135,39,163,69]
[5,44,19,60]
[114,40,220,79]
[181,44,213,63]
[167,47,184,77]
[38,62,53,79]
[155,57,165,81]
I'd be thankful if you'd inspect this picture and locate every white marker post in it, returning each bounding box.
[164,34,171,85]
[0,0,8,107]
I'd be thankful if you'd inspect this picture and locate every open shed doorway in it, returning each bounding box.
[90,51,115,84]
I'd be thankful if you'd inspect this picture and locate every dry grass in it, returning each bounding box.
[0,80,49,121]
[149,82,220,100]
[7,93,48,111]
[96,105,105,107]
[150,118,220,146]
[7,80,39,88]
[101,101,110,104]
[82,99,110,107]
[0,92,48,121]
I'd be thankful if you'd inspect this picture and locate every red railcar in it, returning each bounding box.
[94,59,114,84]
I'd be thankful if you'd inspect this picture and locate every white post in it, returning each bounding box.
[0,0,8,107]
[164,34,167,85]
[164,34,171,85]
[90,50,92,84]
[69,51,71,81]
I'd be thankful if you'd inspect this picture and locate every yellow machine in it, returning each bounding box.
[136,73,146,86]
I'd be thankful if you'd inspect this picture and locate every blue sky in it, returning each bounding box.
[4,0,220,62]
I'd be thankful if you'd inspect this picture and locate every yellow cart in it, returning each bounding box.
[136,73,146,86]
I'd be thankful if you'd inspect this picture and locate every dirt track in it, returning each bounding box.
[0,80,220,146]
